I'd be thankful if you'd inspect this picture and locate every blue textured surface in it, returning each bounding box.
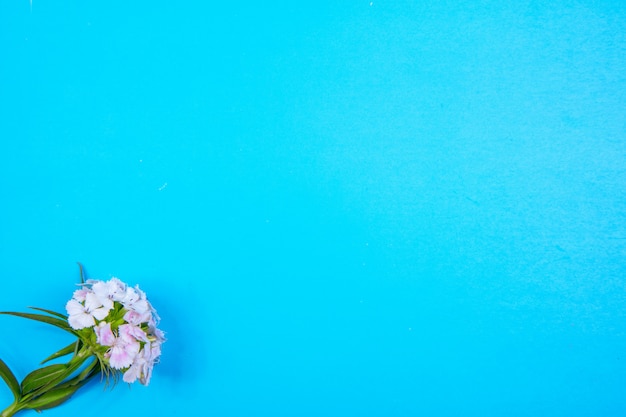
[1,1,626,416]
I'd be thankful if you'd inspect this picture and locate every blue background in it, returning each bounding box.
[1,1,626,416]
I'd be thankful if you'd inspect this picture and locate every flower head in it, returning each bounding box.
[0,265,165,417]
[65,277,165,385]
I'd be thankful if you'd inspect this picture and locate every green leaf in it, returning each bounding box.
[20,364,69,395]
[21,349,92,398]
[41,341,79,364]
[56,359,99,390]
[0,312,74,335]
[24,358,99,412]
[25,384,82,411]
[0,357,21,401]
[28,307,67,320]
[77,262,85,284]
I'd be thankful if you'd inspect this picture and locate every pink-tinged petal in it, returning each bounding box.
[107,337,140,369]
[95,322,115,346]
[68,312,95,329]
[108,345,135,369]
[72,289,89,302]
[119,324,148,343]
[126,347,155,385]
[122,347,152,384]
[123,310,142,325]
[122,363,140,383]
[124,310,151,326]
[126,340,141,357]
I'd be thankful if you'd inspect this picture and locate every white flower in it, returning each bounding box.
[122,342,151,384]
[92,278,126,303]
[66,290,113,329]
[121,285,150,314]
[122,335,163,385]
[66,299,96,329]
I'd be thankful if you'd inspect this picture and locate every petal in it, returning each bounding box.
[139,361,153,385]
[84,292,103,312]
[95,322,115,346]
[122,364,140,383]
[68,312,95,329]
[150,342,162,361]
[125,340,141,357]
[132,299,150,314]
[122,287,140,306]
[91,306,110,321]
[65,299,85,316]
[108,278,127,301]
[120,324,148,342]
[108,345,135,369]
[72,289,88,302]
[135,285,147,300]
[123,310,142,325]
[91,280,108,298]
[153,328,166,343]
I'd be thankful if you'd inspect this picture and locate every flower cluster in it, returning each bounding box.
[1,266,165,417]
[65,278,165,385]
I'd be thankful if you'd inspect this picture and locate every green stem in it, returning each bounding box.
[1,401,26,417]
[2,346,97,417]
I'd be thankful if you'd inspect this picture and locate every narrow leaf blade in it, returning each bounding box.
[0,358,21,400]
[0,312,73,334]
[22,351,90,397]
[21,364,69,395]
[25,384,81,411]
[27,360,100,411]
[77,262,85,284]
[41,341,79,364]
[28,307,67,320]
[56,359,100,390]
